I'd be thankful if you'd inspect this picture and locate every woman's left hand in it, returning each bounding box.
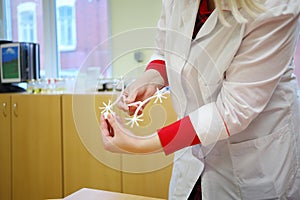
[100,114,163,154]
[100,114,138,153]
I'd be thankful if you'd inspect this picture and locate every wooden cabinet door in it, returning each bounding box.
[11,94,63,200]
[62,94,122,196]
[0,94,12,200]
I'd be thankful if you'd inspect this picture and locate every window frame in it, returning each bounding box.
[0,0,12,40]
[17,2,37,43]
[56,0,77,52]
[42,0,59,78]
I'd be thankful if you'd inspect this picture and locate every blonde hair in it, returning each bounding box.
[214,0,264,26]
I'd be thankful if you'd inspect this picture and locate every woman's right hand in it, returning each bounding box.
[118,69,165,116]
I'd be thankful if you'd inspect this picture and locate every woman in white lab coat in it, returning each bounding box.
[100,0,300,199]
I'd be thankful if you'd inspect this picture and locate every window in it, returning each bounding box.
[17,2,37,42]
[56,0,110,77]
[1,0,110,78]
[56,0,76,51]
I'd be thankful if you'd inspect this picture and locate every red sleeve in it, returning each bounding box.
[157,116,200,155]
[145,60,168,86]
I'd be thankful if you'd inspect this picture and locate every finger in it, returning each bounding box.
[118,99,129,111]
[103,114,114,136]
[126,89,138,104]
[100,115,116,153]
[107,113,118,130]
[128,103,144,116]
[100,114,113,137]
[107,113,126,134]
[106,119,114,136]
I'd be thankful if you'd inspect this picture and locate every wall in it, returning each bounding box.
[109,0,162,79]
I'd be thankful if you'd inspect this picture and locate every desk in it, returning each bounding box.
[50,188,165,200]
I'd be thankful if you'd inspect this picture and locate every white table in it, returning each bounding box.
[49,188,165,200]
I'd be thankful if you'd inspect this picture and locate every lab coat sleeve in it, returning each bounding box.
[189,8,300,146]
[145,0,169,85]
[145,60,168,86]
[158,115,200,155]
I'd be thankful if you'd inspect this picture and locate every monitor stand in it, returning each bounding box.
[0,84,26,93]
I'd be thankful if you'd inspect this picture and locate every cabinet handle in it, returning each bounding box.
[13,103,18,117]
[2,102,7,117]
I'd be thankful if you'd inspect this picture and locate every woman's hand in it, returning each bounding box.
[118,69,165,116]
[100,114,163,154]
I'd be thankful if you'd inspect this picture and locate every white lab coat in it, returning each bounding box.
[150,0,300,199]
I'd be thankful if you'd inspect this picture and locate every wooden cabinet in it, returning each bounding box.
[11,94,63,200]
[0,94,12,200]
[0,93,176,200]
[62,94,122,196]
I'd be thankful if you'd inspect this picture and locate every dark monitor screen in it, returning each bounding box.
[0,43,21,83]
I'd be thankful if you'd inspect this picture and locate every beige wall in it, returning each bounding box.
[109,0,162,78]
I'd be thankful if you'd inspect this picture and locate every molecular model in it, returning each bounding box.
[99,78,170,128]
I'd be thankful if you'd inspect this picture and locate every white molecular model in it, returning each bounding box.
[99,78,170,128]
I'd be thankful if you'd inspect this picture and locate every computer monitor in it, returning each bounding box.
[0,42,40,93]
[0,43,22,83]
